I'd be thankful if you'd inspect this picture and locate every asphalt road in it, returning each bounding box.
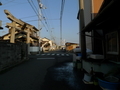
[0,50,73,90]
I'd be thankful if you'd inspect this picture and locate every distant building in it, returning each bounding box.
[65,42,79,52]
[41,37,57,52]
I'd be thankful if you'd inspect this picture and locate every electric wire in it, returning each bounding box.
[28,0,48,31]
[39,0,57,43]
[1,0,15,5]
[37,0,54,39]
[2,0,51,33]
[25,18,60,22]
[30,0,38,14]
[37,0,54,43]
[27,0,38,17]
[2,15,37,22]
[34,0,58,43]
[41,6,57,43]
[1,0,58,44]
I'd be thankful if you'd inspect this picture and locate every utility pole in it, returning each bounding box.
[78,0,86,59]
[0,2,3,29]
[37,0,46,54]
[0,2,2,6]
[0,20,3,29]
[37,0,42,54]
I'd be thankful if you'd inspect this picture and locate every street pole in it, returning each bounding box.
[0,2,2,6]
[0,3,3,29]
[78,0,86,59]
[0,20,3,29]
[38,8,41,54]
[38,0,42,54]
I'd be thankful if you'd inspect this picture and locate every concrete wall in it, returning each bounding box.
[0,41,28,71]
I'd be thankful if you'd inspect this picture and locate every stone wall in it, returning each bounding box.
[0,41,28,71]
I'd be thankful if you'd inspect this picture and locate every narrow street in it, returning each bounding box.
[0,50,102,90]
[0,50,72,90]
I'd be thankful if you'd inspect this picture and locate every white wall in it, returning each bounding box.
[30,46,42,53]
[83,60,120,74]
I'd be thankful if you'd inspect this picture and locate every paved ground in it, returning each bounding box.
[41,61,102,90]
[0,50,102,90]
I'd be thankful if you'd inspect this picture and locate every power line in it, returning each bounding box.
[1,0,15,5]
[2,15,38,23]
[27,0,48,31]
[24,18,60,22]
[2,14,59,24]
[36,0,58,44]
[20,15,37,19]
[37,0,54,37]
[41,8,57,43]
[27,0,38,16]
[30,0,38,14]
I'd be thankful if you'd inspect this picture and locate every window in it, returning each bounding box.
[106,31,118,54]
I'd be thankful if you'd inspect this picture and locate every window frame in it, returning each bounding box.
[106,31,118,55]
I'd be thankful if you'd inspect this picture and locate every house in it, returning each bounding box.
[65,42,79,52]
[78,0,120,75]
[40,37,57,52]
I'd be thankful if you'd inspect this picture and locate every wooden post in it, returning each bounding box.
[26,29,30,44]
[26,29,30,55]
[10,22,16,43]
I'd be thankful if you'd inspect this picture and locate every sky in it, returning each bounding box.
[0,0,79,45]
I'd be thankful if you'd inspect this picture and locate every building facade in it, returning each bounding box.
[79,0,120,75]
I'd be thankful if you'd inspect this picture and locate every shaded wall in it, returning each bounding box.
[0,41,28,71]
